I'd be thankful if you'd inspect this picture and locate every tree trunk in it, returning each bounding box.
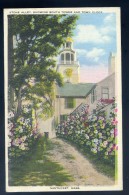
[34,108,38,129]
[16,87,22,116]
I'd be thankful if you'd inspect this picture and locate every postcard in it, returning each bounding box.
[4,7,122,192]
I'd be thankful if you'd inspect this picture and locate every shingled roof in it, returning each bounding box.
[56,82,96,98]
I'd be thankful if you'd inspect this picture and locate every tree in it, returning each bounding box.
[8,14,78,116]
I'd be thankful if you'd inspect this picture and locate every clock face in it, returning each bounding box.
[64,68,73,78]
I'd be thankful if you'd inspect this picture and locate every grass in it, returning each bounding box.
[60,138,115,179]
[9,137,74,186]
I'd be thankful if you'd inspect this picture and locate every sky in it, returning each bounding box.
[72,13,117,83]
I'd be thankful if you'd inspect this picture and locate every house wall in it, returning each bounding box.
[96,73,115,100]
[37,116,56,139]
[54,74,115,123]
[55,97,85,122]
[88,103,113,120]
[85,73,115,114]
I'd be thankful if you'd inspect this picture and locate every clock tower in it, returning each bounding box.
[57,37,80,84]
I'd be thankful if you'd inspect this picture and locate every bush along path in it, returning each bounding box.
[45,138,114,186]
[56,99,118,174]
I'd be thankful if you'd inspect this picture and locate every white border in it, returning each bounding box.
[4,7,123,192]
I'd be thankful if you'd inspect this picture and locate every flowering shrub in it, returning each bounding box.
[8,105,40,159]
[56,100,118,166]
[100,98,114,104]
[96,97,115,111]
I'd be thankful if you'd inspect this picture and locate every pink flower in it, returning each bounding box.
[108,144,118,153]
[112,144,118,151]
[114,108,118,112]
[115,145,118,150]
[112,119,118,126]
[114,128,118,137]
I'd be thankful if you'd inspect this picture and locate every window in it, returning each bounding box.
[66,53,70,62]
[101,87,109,99]
[91,89,96,104]
[71,53,74,61]
[65,98,76,108]
[61,53,64,61]
[66,42,71,48]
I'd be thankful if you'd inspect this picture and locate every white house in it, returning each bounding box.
[39,38,116,138]
[55,38,116,122]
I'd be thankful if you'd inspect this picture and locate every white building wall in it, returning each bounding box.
[55,97,85,122]
[38,116,56,139]
[96,73,115,101]
[85,73,115,114]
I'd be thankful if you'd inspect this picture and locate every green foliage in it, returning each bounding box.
[8,106,40,159]
[8,14,78,115]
